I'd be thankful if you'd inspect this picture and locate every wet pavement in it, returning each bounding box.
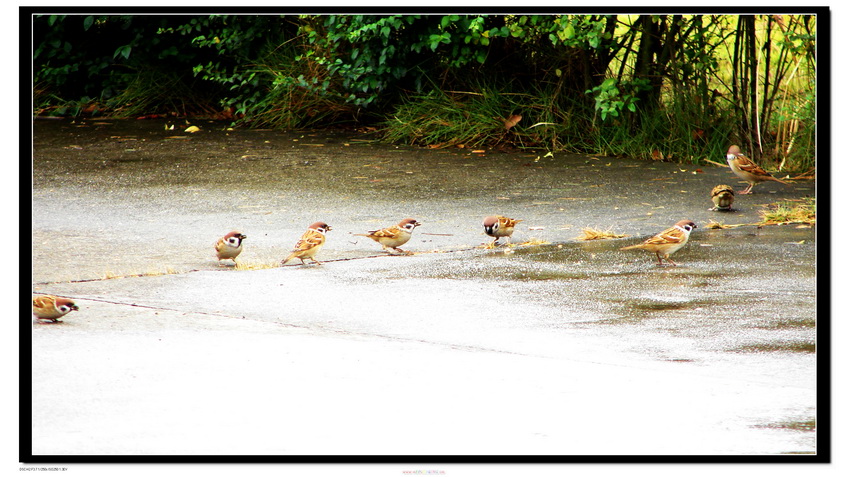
[29,118,817,456]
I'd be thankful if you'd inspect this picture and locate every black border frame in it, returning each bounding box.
[21,5,831,466]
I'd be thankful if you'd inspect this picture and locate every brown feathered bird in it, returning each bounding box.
[355,218,421,254]
[215,231,247,263]
[482,215,522,245]
[726,145,789,194]
[281,222,332,265]
[620,220,697,266]
[710,184,736,211]
[33,295,79,322]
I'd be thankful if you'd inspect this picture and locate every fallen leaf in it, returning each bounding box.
[185,125,200,133]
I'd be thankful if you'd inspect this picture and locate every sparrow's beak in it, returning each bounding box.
[70,304,79,311]
[326,225,333,231]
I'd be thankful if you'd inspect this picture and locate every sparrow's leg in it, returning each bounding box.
[665,255,678,266]
[739,183,754,194]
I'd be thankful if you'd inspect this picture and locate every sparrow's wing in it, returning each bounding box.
[735,155,773,177]
[293,230,324,251]
[368,226,402,239]
[503,218,523,227]
[643,227,686,246]
[32,296,52,309]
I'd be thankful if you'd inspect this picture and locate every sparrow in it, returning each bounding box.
[281,222,332,265]
[726,145,789,194]
[483,215,522,245]
[709,184,736,211]
[620,220,697,266]
[354,218,421,254]
[32,295,79,322]
[215,231,247,263]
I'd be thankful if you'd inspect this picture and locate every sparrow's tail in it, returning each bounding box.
[770,176,791,185]
[281,253,296,265]
[620,244,644,251]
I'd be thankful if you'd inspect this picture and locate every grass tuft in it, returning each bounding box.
[234,260,280,271]
[758,198,816,226]
[575,227,629,241]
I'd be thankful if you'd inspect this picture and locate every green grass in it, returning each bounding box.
[379,79,769,167]
[107,67,221,118]
[758,198,816,226]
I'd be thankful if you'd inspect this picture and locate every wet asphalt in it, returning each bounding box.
[29,118,817,456]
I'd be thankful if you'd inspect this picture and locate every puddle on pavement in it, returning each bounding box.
[31,119,819,455]
[730,342,816,353]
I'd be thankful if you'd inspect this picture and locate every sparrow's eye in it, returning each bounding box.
[58,305,70,313]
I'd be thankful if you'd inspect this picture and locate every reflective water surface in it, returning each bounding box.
[31,119,817,456]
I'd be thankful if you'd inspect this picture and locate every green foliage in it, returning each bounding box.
[381,85,515,149]
[585,77,651,121]
[34,15,223,115]
[380,76,740,165]
[32,14,816,172]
